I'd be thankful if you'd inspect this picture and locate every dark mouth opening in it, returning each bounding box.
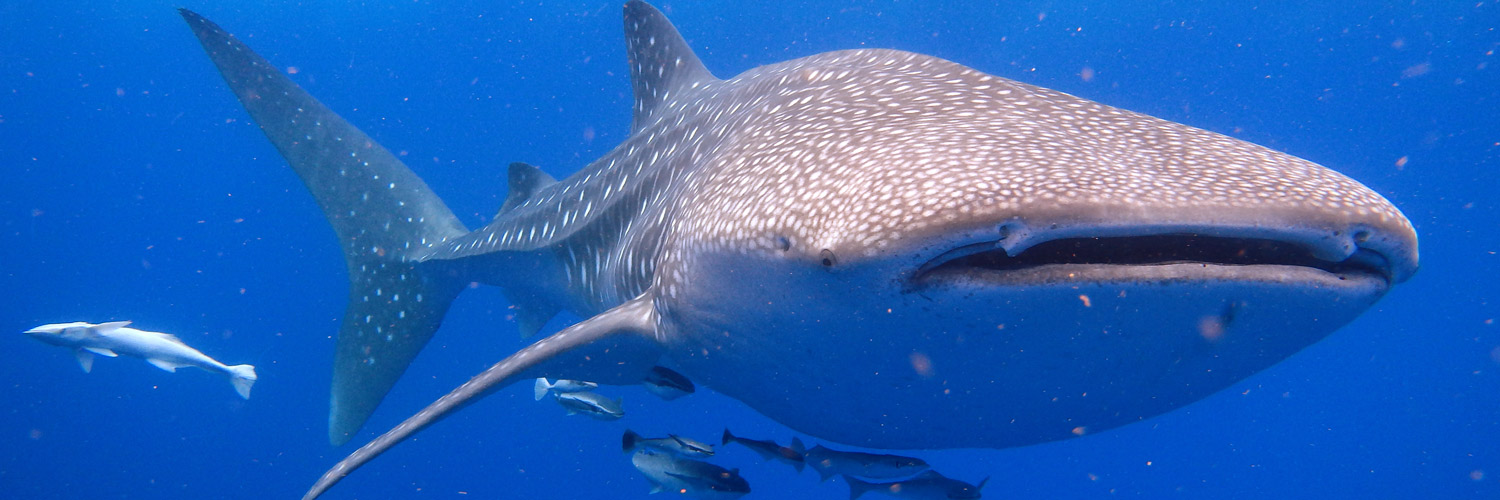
[916,234,1391,282]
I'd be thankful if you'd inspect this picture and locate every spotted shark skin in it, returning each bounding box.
[179,2,1417,498]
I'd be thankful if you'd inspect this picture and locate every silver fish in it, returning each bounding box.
[533,377,598,401]
[25,321,257,399]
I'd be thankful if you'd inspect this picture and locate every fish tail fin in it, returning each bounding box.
[790,437,807,473]
[786,435,810,468]
[227,364,258,399]
[622,429,641,453]
[722,428,735,446]
[533,378,554,401]
[843,475,875,500]
[181,9,471,445]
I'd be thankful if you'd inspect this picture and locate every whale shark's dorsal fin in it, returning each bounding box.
[504,287,561,339]
[494,163,563,339]
[624,0,717,133]
[495,162,556,218]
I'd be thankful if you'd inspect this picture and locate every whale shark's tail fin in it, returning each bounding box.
[227,364,258,399]
[181,9,470,444]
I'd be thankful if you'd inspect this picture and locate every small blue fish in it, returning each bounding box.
[805,444,929,482]
[721,428,805,472]
[844,470,987,500]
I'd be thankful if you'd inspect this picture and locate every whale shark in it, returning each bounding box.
[178,2,1417,498]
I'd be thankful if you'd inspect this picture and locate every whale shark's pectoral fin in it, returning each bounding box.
[84,347,118,357]
[74,350,95,373]
[303,293,664,500]
[496,162,563,339]
[147,358,187,373]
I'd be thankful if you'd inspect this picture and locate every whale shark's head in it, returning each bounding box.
[658,49,1417,448]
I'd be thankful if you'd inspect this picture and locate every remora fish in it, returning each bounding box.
[175,1,1419,497]
[844,471,987,500]
[533,377,598,401]
[24,321,258,399]
[623,429,715,458]
[804,444,930,482]
[630,447,750,499]
[642,366,695,400]
[552,391,624,420]
[722,429,805,472]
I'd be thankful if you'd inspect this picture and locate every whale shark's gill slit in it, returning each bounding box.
[919,235,1392,282]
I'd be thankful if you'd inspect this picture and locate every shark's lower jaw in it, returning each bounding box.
[911,233,1396,289]
[662,228,1399,450]
[676,250,1391,450]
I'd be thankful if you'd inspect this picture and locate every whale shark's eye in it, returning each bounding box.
[775,236,791,252]
[820,249,837,268]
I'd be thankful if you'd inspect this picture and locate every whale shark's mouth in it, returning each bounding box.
[912,234,1394,286]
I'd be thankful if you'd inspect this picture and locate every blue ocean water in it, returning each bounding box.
[1,1,1495,498]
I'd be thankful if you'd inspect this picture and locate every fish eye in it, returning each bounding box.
[819,249,837,268]
[775,235,791,252]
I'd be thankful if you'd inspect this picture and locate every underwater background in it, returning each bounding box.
[2,1,1496,498]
